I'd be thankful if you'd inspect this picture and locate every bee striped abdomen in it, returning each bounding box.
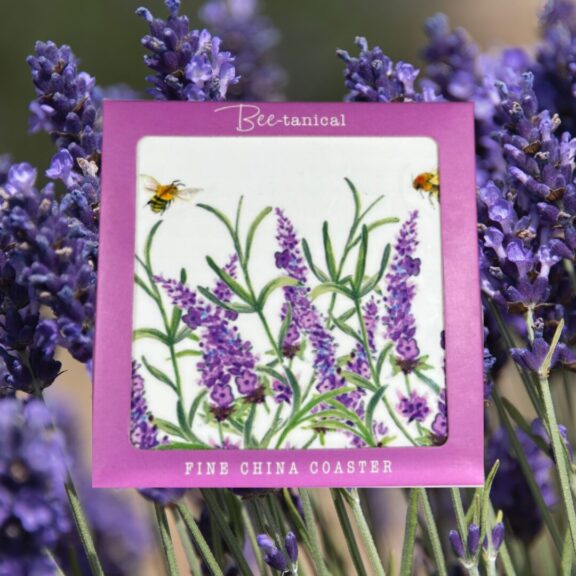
[147,196,170,213]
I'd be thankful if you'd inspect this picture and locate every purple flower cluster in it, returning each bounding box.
[0,398,70,574]
[397,390,430,424]
[137,0,238,101]
[158,257,262,421]
[274,209,341,392]
[0,162,97,363]
[431,389,447,443]
[257,531,298,573]
[130,362,168,449]
[338,37,439,103]
[487,422,557,543]
[382,211,422,374]
[199,0,286,101]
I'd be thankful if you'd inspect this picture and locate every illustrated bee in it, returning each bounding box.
[141,175,202,214]
[412,171,440,203]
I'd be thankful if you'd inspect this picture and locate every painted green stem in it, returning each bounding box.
[353,299,416,446]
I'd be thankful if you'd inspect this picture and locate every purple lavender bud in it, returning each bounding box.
[285,531,298,563]
[490,522,505,551]
[46,150,75,187]
[256,534,276,554]
[449,530,465,558]
[139,488,187,505]
[467,523,480,555]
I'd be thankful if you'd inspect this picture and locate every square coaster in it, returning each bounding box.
[93,101,483,487]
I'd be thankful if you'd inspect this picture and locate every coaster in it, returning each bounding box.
[93,101,483,487]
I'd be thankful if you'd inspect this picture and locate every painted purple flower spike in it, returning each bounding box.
[274,209,341,392]
[382,211,422,374]
[131,361,168,449]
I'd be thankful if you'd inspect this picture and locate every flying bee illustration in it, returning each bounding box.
[141,175,202,214]
[412,171,440,204]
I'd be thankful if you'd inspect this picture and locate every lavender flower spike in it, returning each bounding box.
[382,211,422,373]
[337,37,440,103]
[200,0,286,101]
[0,399,71,573]
[137,0,239,101]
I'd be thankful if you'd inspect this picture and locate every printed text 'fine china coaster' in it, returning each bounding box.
[93,102,483,488]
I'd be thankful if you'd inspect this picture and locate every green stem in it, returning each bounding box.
[416,489,448,576]
[176,502,224,576]
[331,490,370,576]
[201,490,253,576]
[242,507,268,576]
[300,490,329,576]
[561,528,575,576]
[153,503,179,576]
[174,511,202,575]
[347,489,386,576]
[399,490,418,576]
[492,390,563,553]
[539,374,576,555]
[450,488,468,551]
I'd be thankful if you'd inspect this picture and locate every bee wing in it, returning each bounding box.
[430,172,440,187]
[175,187,203,200]
[140,174,161,193]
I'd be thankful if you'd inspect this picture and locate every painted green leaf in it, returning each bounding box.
[278,303,292,352]
[155,418,187,440]
[197,203,236,241]
[309,282,353,301]
[133,328,169,345]
[245,206,273,264]
[360,243,391,296]
[353,225,368,291]
[141,356,177,393]
[155,442,212,451]
[198,286,254,314]
[340,370,377,392]
[330,314,363,345]
[344,177,361,221]
[258,276,300,308]
[365,386,387,434]
[206,256,253,304]
[301,238,329,282]
[322,221,338,280]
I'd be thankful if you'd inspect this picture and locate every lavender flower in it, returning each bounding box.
[488,424,556,543]
[274,209,341,392]
[257,532,298,573]
[431,389,448,444]
[27,42,100,164]
[0,163,97,363]
[199,0,286,101]
[397,390,430,424]
[158,256,262,422]
[272,379,292,404]
[448,523,480,559]
[130,362,168,449]
[337,37,439,103]
[0,250,62,394]
[536,0,576,133]
[137,0,238,101]
[382,211,422,374]
[0,398,70,572]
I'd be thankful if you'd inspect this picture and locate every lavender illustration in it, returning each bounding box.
[132,178,445,449]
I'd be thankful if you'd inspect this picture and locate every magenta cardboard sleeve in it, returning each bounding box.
[93,101,483,488]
